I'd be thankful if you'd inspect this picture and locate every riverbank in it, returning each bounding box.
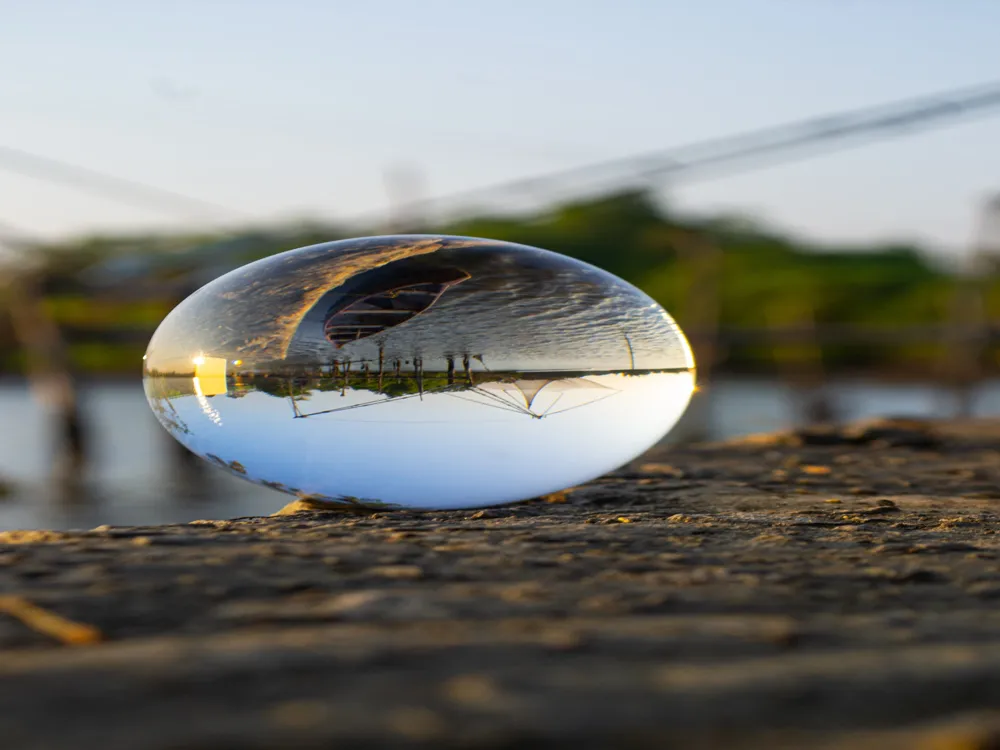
[3,417,1000,748]
[7,377,1000,533]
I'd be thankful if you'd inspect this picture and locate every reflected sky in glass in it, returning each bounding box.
[149,372,694,509]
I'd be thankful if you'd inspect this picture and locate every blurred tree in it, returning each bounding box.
[4,189,991,377]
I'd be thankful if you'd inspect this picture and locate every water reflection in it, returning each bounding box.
[144,235,695,509]
[147,369,693,509]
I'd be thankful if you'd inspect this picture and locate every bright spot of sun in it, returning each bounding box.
[192,356,206,366]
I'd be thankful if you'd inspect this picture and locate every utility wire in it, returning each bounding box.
[0,145,241,218]
[402,79,1000,220]
[4,80,999,228]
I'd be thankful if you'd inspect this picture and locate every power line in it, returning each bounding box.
[5,80,999,229]
[404,79,1000,220]
[0,145,241,219]
[639,81,1000,184]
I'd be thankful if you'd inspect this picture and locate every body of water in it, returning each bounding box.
[0,378,995,530]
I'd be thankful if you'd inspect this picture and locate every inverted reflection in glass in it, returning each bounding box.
[144,235,695,510]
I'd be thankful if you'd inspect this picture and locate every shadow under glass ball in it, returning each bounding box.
[143,235,695,510]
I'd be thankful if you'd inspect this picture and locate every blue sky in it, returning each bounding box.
[1,1,998,254]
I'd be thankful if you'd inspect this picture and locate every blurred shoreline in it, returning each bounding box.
[2,375,999,531]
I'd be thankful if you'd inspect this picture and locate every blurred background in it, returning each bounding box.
[2,1,1000,529]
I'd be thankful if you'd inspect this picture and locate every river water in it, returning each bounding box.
[1,378,996,530]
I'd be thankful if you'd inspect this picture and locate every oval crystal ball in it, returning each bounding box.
[143,235,695,510]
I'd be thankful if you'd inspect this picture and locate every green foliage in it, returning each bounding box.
[5,189,991,375]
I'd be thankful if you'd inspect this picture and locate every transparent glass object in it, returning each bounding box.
[143,235,695,510]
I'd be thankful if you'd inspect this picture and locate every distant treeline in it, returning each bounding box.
[2,189,995,377]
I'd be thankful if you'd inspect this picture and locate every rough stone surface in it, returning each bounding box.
[4,418,1000,748]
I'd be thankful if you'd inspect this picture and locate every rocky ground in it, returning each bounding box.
[3,418,1000,749]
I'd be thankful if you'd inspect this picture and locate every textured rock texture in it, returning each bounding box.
[3,418,1000,749]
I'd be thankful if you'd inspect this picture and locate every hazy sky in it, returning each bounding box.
[2,1,998,254]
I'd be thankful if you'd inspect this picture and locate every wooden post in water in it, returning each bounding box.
[766,290,833,426]
[3,273,88,491]
[941,271,987,418]
[940,195,1000,416]
[670,226,723,441]
[377,346,385,391]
